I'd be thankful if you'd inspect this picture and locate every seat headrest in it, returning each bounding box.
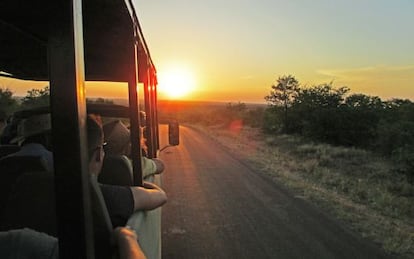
[0,155,50,173]
[0,145,21,158]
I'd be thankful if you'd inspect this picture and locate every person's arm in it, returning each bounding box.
[141,157,165,178]
[113,227,146,259]
[129,181,167,211]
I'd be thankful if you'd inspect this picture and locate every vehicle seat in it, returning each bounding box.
[99,155,133,186]
[0,172,114,258]
[0,171,57,236]
[0,155,50,174]
[0,145,21,158]
[0,155,50,213]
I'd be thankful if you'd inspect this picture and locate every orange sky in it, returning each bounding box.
[136,0,414,103]
[1,1,413,104]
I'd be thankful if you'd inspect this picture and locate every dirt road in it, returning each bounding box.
[160,125,388,259]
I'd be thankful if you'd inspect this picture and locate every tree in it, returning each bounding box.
[295,83,349,108]
[21,86,50,108]
[290,83,351,144]
[0,88,18,117]
[264,75,299,132]
[344,94,383,109]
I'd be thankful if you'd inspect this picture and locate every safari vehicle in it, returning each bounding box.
[0,0,178,258]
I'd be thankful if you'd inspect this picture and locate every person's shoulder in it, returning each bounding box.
[22,143,48,151]
[0,228,58,259]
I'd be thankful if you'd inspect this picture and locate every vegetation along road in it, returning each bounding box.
[159,125,388,259]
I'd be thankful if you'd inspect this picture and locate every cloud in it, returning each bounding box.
[316,65,414,82]
[314,65,414,100]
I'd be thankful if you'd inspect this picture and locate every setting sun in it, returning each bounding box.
[158,66,195,99]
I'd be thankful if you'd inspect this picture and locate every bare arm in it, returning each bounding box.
[129,181,167,211]
[142,157,165,178]
[113,227,146,259]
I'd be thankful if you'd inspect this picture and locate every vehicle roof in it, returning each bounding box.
[0,0,153,82]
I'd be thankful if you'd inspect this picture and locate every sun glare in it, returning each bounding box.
[158,67,195,99]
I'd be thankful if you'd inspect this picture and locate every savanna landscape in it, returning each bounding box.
[1,2,413,258]
[1,75,414,257]
[157,76,414,258]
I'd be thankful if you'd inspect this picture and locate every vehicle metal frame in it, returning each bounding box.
[0,0,160,258]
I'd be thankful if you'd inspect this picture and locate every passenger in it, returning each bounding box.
[0,111,6,135]
[0,227,147,259]
[87,115,167,227]
[2,114,165,227]
[3,114,53,171]
[0,228,58,259]
[103,119,164,179]
[138,110,165,174]
[0,117,16,144]
[114,226,147,259]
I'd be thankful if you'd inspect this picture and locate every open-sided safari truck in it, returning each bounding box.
[0,0,178,258]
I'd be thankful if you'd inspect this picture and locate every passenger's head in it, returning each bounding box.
[0,110,6,134]
[139,111,148,156]
[103,120,130,156]
[87,114,105,176]
[14,114,52,149]
[139,111,146,127]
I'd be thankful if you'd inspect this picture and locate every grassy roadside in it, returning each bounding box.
[192,124,414,258]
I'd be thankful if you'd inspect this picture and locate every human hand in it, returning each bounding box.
[142,181,161,190]
[152,158,165,174]
[113,226,137,241]
[113,226,147,259]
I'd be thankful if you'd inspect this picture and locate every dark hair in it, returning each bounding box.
[87,114,103,160]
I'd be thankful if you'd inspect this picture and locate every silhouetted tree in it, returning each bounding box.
[294,83,349,108]
[21,86,50,108]
[288,83,349,139]
[0,88,18,116]
[265,75,299,132]
[344,94,383,109]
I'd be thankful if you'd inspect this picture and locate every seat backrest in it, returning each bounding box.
[0,145,21,158]
[0,171,57,236]
[0,155,49,174]
[99,155,133,186]
[0,172,115,258]
[0,155,50,212]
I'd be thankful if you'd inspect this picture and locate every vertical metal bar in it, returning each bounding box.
[143,81,153,158]
[150,83,158,156]
[149,69,158,158]
[129,28,143,187]
[153,82,160,153]
[149,98,155,157]
[48,0,94,258]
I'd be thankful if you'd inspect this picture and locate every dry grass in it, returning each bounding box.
[194,124,414,258]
